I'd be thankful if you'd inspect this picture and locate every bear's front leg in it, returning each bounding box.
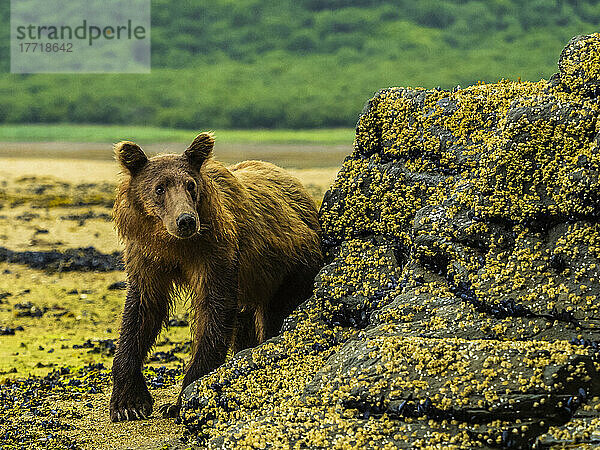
[161,262,238,418]
[110,270,172,422]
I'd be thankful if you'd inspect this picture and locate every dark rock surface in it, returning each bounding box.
[107,280,127,290]
[72,338,117,356]
[0,246,122,272]
[0,176,115,208]
[182,34,600,448]
[0,325,24,335]
[60,211,112,226]
[13,301,47,317]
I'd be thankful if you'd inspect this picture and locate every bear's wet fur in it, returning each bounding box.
[109,133,322,421]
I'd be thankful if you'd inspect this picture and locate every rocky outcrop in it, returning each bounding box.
[181,34,600,448]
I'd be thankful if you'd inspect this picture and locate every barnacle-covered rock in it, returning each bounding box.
[557,34,600,98]
[182,34,600,449]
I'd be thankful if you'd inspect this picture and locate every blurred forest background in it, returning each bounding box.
[0,0,599,129]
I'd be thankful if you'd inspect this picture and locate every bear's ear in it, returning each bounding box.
[114,141,148,175]
[185,132,214,169]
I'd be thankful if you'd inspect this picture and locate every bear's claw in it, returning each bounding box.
[110,402,152,422]
[159,403,181,418]
[110,401,152,422]
[109,383,153,422]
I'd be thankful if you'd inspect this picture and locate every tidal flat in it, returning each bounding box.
[0,145,341,449]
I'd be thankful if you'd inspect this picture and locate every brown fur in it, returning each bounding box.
[109,133,322,421]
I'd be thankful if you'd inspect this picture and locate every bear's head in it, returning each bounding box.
[114,132,214,240]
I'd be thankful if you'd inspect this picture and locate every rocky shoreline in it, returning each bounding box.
[180,34,600,448]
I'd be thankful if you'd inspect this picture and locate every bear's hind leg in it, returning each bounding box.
[232,307,259,354]
[254,306,267,343]
[265,263,319,338]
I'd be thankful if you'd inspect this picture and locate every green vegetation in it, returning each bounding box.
[0,124,354,144]
[0,1,599,128]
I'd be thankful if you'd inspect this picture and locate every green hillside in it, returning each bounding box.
[0,0,599,128]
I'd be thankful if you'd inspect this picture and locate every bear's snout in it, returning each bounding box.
[176,213,197,238]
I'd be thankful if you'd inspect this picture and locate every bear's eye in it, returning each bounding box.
[186,181,196,193]
[155,185,165,196]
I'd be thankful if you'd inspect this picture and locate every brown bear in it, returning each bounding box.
[109,132,322,421]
